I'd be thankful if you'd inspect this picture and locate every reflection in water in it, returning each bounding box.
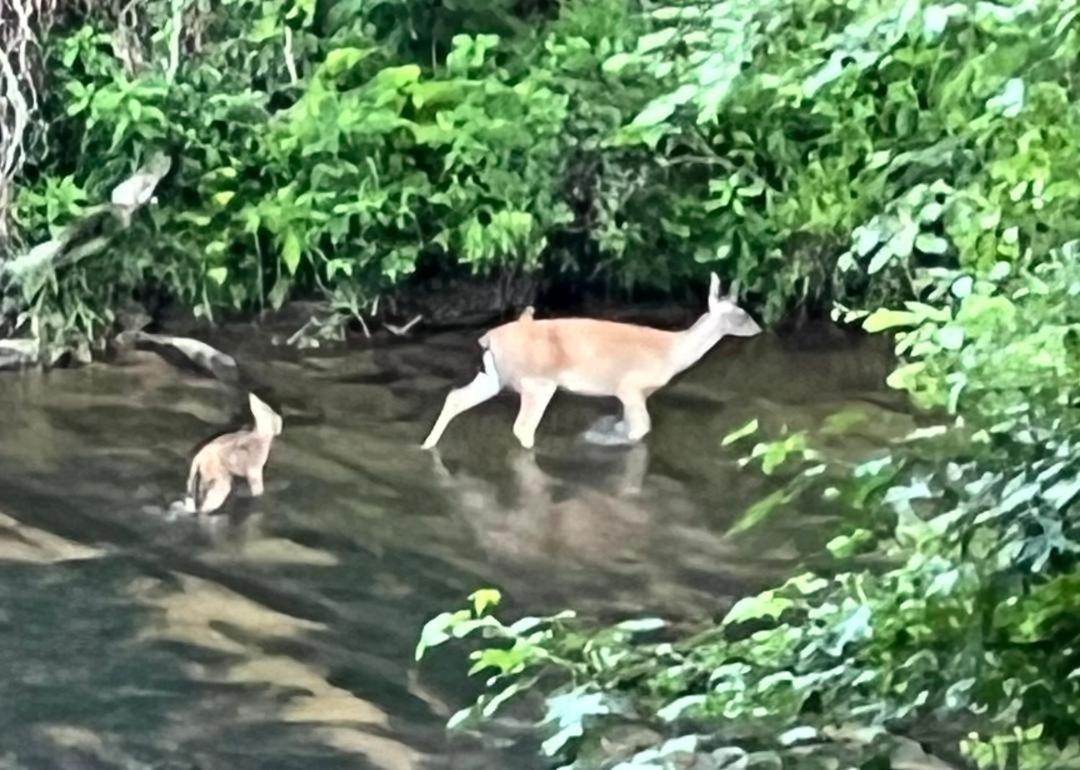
[0,323,904,767]
[430,441,811,620]
[435,445,652,570]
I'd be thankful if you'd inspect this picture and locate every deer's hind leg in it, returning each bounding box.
[512,379,556,449]
[198,476,233,514]
[246,466,265,497]
[422,351,502,449]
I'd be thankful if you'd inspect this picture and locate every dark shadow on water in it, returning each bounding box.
[0,321,906,768]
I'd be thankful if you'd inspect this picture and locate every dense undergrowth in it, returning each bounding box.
[11,0,1073,350]
[5,0,850,354]
[408,0,1080,769]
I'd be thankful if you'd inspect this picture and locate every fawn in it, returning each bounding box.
[184,393,282,514]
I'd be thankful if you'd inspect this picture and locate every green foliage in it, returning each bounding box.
[17,0,1078,346]
[6,0,652,346]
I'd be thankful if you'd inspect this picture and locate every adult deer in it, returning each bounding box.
[421,273,762,449]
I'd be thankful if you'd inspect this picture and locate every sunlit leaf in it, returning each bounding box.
[863,309,920,332]
[724,591,792,624]
[281,231,302,275]
[721,418,759,447]
[469,588,502,615]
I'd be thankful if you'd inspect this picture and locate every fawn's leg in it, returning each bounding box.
[246,467,265,496]
[198,477,233,514]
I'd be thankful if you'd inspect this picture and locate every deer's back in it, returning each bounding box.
[195,431,272,477]
[485,318,677,394]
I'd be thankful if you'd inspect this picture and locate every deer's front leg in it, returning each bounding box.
[513,380,556,449]
[617,388,652,442]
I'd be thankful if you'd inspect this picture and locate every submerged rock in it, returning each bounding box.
[116,330,239,382]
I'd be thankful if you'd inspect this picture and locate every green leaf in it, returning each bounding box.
[321,46,375,78]
[631,97,677,128]
[206,266,228,286]
[657,695,707,722]
[825,605,872,655]
[986,77,1025,117]
[886,362,927,391]
[374,64,422,90]
[915,233,949,254]
[722,418,759,447]
[779,726,818,746]
[109,116,131,152]
[469,588,501,616]
[724,591,793,624]
[936,326,966,350]
[827,529,873,558]
[637,28,677,53]
[602,53,635,74]
[415,610,471,660]
[727,487,796,536]
[951,276,974,298]
[268,277,291,310]
[540,689,613,756]
[863,309,920,332]
[409,80,468,109]
[614,618,666,633]
[281,231,302,275]
[1045,476,1080,511]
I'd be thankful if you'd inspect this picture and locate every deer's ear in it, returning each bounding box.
[708,273,722,312]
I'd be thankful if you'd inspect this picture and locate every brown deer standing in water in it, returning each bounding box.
[422,274,761,449]
[184,393,283,514]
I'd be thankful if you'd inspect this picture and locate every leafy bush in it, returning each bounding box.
[5,0,655,348]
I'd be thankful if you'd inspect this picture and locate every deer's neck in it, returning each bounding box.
[670,313,723,373]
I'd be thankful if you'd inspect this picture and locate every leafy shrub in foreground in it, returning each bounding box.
[418,254,1080,768]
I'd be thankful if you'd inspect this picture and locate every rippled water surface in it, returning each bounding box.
[0,321,907,768]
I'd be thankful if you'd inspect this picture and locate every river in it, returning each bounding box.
[0,321,906,768]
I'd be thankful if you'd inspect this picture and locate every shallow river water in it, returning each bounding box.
[0,321,908,769]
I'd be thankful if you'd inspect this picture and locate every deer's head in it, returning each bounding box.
[706,273,762,337]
